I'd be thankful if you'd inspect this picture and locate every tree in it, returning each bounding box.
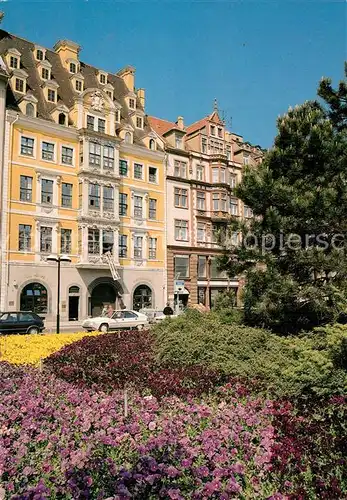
[220,66,347,333]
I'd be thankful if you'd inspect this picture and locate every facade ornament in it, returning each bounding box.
[37,172,41,180]
[90,91,105,112]
[56,176,61,185]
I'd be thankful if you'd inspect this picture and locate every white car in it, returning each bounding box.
[82,310,149,332]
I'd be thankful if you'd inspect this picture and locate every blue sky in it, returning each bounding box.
[1,1,346,147]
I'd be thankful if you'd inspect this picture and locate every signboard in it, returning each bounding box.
[174,280,185,293]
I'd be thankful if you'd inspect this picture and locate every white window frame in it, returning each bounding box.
[196,191,206,210]
[135,116,144,129]
[47,88,57,103]
[197,222,206,242]
[196,165,204,181]
[15,78,25,94]
[20,134,36,159]
[133,195,143,219]
[85,112,105,133]
[9,55,19,69]
[40,139,57,163]
[99,72,107,85]
[133,162,144,181]
[60,144,75,167]
[75,79,83,93]
[230,198,239,216]
[174,219,189,241]
[41,67,50,81]
[148,166,158,184]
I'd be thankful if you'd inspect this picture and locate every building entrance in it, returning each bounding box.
[90,283,118,317]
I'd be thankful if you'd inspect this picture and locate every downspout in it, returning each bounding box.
[0,113,19,310]
[163,152,168,307]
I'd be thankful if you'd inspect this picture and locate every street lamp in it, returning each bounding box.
[47,254,71,333]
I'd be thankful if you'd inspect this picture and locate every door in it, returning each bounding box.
[108,311,124,330]
[18,312,37,333]
[122,311,139,328]
[0,313,19,334]
[69,296,79,321]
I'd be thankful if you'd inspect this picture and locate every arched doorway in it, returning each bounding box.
[88,277,123,317]
[133,285,152,311]
[20,282,48,314]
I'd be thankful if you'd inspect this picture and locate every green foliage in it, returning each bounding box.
[152,310,347,398]
[212,290,237,310]
[219,66,347,333]
[211,290,244,324]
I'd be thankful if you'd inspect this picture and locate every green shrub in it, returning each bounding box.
[152,310,347,398]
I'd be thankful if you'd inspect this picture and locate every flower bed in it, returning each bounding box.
[0,331,100,366]
[44,330,226,398]
[0,362,280,499]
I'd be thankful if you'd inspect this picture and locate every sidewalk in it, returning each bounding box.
[44,321,83,333]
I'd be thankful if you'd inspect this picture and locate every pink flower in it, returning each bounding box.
[148,421,156,431]
[166,466,180,478]
[167,489,183,500]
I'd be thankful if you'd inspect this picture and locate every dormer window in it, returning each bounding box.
[175,135,183,149]
[26,103,35,117]
[75,80,83,92]
[99,72,107,85]
[124,132,132,144]
[115,110,120,123]
[41,67,50,80]
[36,49,44,61]
[136,116,143,129]
[15,78,25,93]
[59,113,67,125]
[210,125,216,136]
[149,139,156,150]
[33,45,46,62]
[106,90,112,98]
[37,59,52,83]
[70,62,76,73]
[48,89,56,102]
[70,72,84,93]
[42,79,59,103]
[10,56,19,69]
[218,128,223,138]
[129,98,135,109]
[6,48,22,71]
[18,94,38,118]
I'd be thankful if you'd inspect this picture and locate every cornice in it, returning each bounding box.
[120,142,165,161]
[8,110,78,140]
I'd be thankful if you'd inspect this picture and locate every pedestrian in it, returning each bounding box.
[101,304,108,316]
[107,304,114,318]
[163,302,174,316]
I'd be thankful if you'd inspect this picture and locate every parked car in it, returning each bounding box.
[140,308,166,324]
[82,310,149,332]
[0,311,45,335]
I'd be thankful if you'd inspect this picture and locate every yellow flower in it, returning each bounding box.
[0,331,101,366]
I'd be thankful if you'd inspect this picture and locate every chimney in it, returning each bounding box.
[137,88,145,109]
[117,65,135,92]
[53,39,80,64]
[177,116,184,130]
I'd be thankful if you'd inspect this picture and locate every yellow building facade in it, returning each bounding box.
[0,29,166,322]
